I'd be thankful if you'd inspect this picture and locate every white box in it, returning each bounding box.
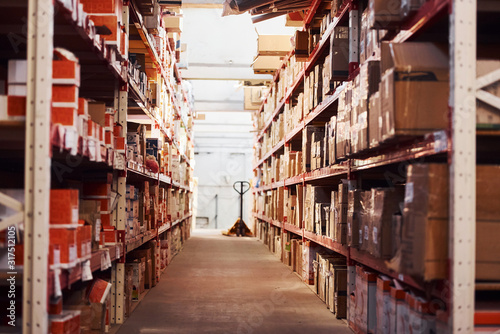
[8,60,27,85]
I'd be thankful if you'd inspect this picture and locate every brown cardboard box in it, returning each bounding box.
[368,91,382,149]
[329,27,349,80]
[476,165,500,280]
[253,56,282,74]
[347,190,362,247]
[376,276,392,333]
[368,0,403,29]
[400,164,449,281]
[380,43,449,140]
[359,191,373,252]
[258,35,291,57]
[294,31,309,60]
[369,186,405,259]
[354,265,377,333]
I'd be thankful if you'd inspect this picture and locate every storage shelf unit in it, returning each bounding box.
[252,0,500,332]
[0,0,194,332]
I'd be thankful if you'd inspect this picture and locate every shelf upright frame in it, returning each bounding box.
[449,0,476,332]
[111,4,129,325]
[23,0,54,332]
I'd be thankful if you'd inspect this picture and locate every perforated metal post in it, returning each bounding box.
[449,0,476,332]
[23,0,53,332]
[111,4,129,323]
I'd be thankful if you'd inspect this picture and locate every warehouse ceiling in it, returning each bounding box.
[180,1,295,112]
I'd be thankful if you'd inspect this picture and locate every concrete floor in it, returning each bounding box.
[118,229,352,334]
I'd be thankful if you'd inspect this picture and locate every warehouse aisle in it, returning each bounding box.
[117,229,351,334]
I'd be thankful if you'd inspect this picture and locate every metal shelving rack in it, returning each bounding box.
[251,0,497,332]
[0,0,194,332]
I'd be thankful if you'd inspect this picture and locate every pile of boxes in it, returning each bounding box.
[80,0,128,58]
[349,264,439,334]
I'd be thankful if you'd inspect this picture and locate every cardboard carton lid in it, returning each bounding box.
[381,42,449,78]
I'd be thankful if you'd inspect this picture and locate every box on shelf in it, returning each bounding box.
[253,56,282,74]
[376,275,392,333]
[389,286,407,333]
[50,228,78,267]
[354,266,377,333]
[368,0,404,29]
[380,42,449,140]
[0,95,27,120]
[257,35,292,57]
[294,31,309,61]
[50,189,79,226]
[53,48,80,86]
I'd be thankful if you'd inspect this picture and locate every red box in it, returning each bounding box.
[49,310,80,334]
[78,98,88,116]
[52,85,79,105]
[82,182,111,197]
[53,59,80,86]
[88,15,118,41]
[105,113,114,128]
[115,137,125,150]
[50,229,77,266]
[0,95,27,120]
[101,213,112,226]
[87,278,112,304]
[105,130,113,145]
[103,227,117,243]
[52,107,78,127]
[49,297,63,315]
[50,189,79,225]
[80,0,117,14]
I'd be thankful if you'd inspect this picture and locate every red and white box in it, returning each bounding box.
[50,189,79,227]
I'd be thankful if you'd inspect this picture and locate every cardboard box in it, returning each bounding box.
[52,107,78,127]
[88,15,118,42]
[52,85,79,108]
[389,286,407,333]
[407,293,436,334]
[380,43,449,140]
[49,310,80,334]
[253,56,282,74]
[369,186,404,259]
[347,190,362,247]
[50,189,79,226]
[163,15,183,33]
[328,28,349,80]
[302,241,320,285]
[294,31,309,60]
[258,35,291,56]
[399,164,449,281]
[53,57,80,86]
[476,165,500,280]
[368,0,403,29]
[368,91,382,148]
[376,276,392,333]
[0,95,27,120]
[354,266,377,333]
[359,191,372,252]
[50,228,77,266]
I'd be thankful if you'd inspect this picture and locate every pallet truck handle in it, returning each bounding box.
[233,181,250,195]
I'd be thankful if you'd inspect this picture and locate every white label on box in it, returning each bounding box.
[373,227,378,244]
[100,253,107,271]
[53,248,61,266]
[405,183,414,204]
[105,249,111,268]
[95,219,101,241]
[364,226,369,240]
[359,230,363,244]
[398,274,404,282]
[87,242,91,256]
[72,208,79,224]
[81,260,93,282]
[434,130,447,153]
[69,244,77,263]
[81,244,86,258]
[53,268,62,298]
[116,245,120,259]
